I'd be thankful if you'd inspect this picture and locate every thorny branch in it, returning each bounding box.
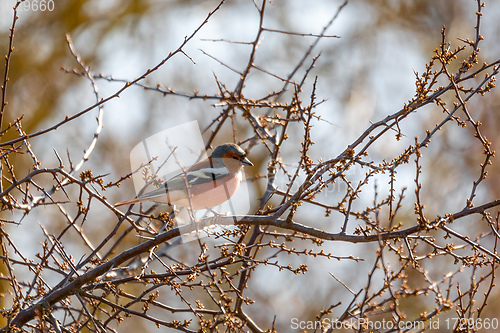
[1,1,500,332]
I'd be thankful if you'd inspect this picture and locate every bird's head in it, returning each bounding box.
[210,143,253,171]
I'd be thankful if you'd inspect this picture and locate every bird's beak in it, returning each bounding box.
[241,157,253,166]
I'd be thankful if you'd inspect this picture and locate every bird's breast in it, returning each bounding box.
[172,170,243,209]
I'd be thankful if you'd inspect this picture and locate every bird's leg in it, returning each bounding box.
[206,207,228,217]
[170,204,179,219]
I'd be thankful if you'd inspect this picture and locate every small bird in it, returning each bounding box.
[116,143,253,209]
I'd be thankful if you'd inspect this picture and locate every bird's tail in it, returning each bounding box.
[115,198,146,207]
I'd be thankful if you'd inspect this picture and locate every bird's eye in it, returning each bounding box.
[232,156,239,160]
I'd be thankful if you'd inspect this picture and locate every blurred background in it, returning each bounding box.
[1,0,500,331]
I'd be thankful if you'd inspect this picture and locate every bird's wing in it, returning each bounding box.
[137,166,230,200]
[184,166,230,185]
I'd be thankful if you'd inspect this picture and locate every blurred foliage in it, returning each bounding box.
[1,0,500,331]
